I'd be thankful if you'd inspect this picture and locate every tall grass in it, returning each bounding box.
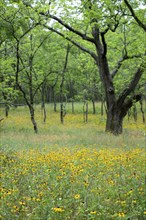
[0,102,145,151]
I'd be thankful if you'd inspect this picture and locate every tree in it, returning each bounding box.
[31,0,145,135]
[0,2,53,132]
[60,43,72,123]
[1,0,145,134]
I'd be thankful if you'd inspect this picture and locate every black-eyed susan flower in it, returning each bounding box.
[118,212,125,217]
[52,207,64,212]
[74,194,80,199]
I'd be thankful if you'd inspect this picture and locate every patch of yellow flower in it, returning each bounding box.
[118,212,125,217]
[0,146,145,219]
[52,207,65,212]
[74,194,80,199]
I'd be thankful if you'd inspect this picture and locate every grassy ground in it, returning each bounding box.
[0,103,146,219]
[0,103,145,150]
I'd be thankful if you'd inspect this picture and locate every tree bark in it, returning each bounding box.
[29,105,38,133]
[106,106,123,135]
[83,101,88,123]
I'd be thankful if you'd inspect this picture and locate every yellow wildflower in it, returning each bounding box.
[118,212,125,217]
[90,211,97,214]
[74,194,80,199]
[52,207,64,212]
[19,201,26,205]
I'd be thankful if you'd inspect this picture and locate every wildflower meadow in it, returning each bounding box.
[0,104,146,220]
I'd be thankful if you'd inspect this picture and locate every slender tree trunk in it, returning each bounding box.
[83,101,88,123]
[101,101,104,116]
[5,104,9,117]
[43,105,46,123]
[139,99,145,124]
[72,100,75,114]
[54,102,57,112]
[60,103,64,124]
[29,105,38,133]
[92,99,96,114]
[60,44,71,123]
[133,104,137,122]
[41,101,46,123]
[41,82,47,123]
[52,88,57,112]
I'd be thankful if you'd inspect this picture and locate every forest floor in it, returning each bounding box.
[0,104,146,219]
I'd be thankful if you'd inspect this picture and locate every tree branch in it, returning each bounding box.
[48,13,95,43]
[101,32,107,57]
[121,93,142,117]
[124,0,146,31]
[43,24,98,60]
[111,54,144,78]
[20,23,40,39]
[32,33,52,58]
[117,66,143,107]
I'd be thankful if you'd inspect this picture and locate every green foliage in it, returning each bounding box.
[0,0,145,133]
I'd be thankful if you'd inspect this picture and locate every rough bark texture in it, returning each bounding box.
[106,104,124,135]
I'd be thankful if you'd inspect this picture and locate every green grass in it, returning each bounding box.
[0,102,145,151]
[0,103,146,219]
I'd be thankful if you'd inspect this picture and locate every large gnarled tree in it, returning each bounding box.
[25,0,145,135]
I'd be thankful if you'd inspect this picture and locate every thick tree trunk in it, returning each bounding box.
[106,94,142,135]
[106,108,123,135]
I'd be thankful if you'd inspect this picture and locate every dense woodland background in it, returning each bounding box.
[0,0,146,134]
